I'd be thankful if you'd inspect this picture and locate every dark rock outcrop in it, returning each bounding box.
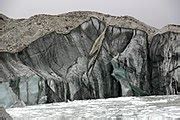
[0,11,179,108]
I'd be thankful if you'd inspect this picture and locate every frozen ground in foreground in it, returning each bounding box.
[6,95,180,120]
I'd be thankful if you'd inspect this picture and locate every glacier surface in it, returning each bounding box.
[6,95,180,120]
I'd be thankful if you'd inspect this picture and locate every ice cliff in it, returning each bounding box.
[0,11,179,108]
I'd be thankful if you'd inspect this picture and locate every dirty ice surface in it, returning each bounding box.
[6,95,180,120]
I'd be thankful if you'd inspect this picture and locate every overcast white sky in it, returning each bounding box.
[0,0,179,28]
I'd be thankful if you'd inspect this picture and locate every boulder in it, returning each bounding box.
[0,107,13,120]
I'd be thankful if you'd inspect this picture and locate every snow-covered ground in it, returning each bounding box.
[6,95,180,120]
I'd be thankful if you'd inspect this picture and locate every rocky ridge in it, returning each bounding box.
[0,11,158,53]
